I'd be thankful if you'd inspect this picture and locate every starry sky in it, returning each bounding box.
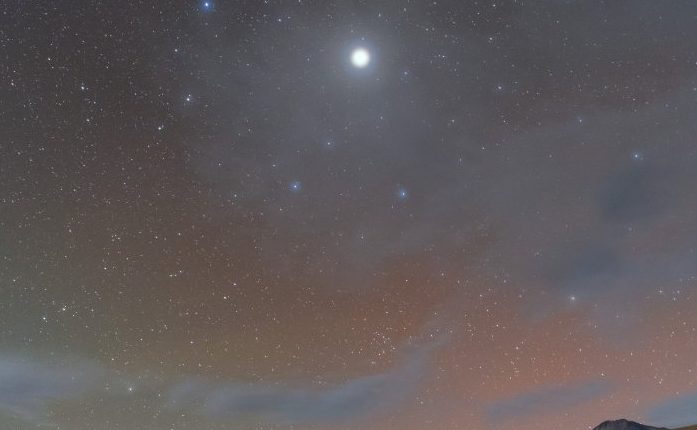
[3,1,697,429]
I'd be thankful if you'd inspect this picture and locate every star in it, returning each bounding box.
[351,48,370,68]
[397,187,408,200]
[289,181,302,192]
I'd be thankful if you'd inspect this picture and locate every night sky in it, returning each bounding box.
[3,1,697,429]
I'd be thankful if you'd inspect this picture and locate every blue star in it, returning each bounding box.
[289,181,302,192]
[397,187,408,200]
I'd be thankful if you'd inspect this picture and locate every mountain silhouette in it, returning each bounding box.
[593,420,697,430]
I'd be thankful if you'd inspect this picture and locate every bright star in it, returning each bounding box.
[351,48,370,68]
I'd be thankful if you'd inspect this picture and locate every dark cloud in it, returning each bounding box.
[487,379,613,423]
[547,241,620,286]
[597,164,668,224]
[474,88,697,326]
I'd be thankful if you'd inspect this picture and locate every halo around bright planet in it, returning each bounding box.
[350,48,370,68]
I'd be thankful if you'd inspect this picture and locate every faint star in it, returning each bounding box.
[289,181,302,192]
[397,187,408,200]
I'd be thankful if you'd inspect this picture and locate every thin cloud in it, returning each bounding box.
[0,334,446,428]
[646,391,697,428]
[167,336,446,425]
[487,379,613,423]
[0,355,103,424]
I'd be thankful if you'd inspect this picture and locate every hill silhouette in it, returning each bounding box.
[593,420,697,430]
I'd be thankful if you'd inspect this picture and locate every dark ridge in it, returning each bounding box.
[593,419,668,430]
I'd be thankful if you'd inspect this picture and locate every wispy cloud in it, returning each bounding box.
[0,355,104,424]
[166,336,445,425]
[0,335,445,428]
[646,391,697,428]
[487,379,613,423]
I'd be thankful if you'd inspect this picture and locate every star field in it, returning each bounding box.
[2,1,697,429]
